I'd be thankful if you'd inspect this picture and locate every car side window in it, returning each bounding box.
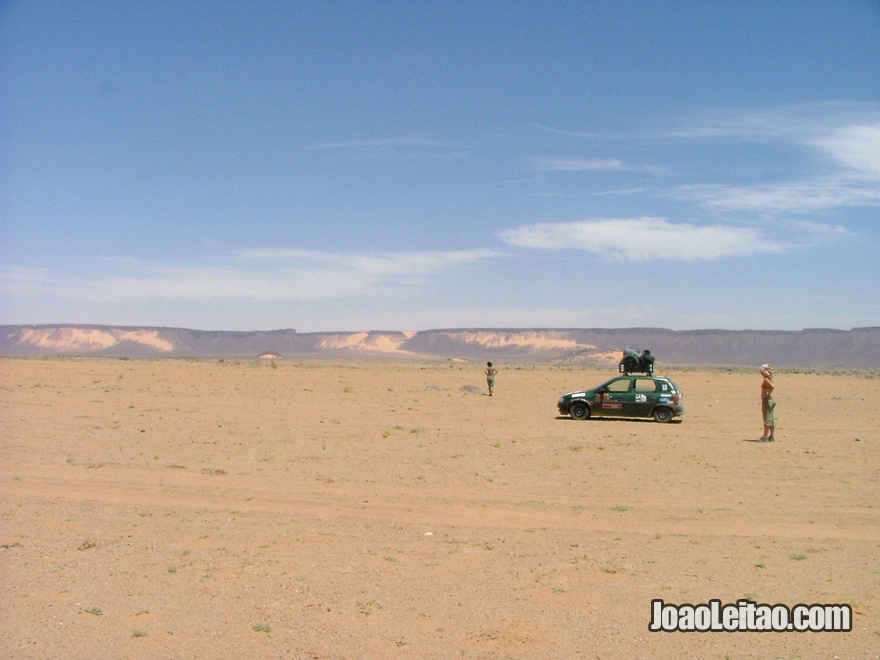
[607,379,632,393]
[634,379,657,392]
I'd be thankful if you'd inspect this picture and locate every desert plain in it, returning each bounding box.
[1,356,878,659]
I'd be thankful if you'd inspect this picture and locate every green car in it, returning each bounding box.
[557,375,684,423]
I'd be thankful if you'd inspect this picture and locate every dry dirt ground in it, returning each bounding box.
[1,357,878,659]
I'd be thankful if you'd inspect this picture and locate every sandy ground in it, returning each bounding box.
[1,356,878,659]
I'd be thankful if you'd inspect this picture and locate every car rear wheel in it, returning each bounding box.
[570,402,590,420]
[652,407,673,423]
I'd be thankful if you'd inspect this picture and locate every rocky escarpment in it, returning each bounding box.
[1,324,878,366]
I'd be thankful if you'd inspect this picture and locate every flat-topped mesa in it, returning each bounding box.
[1,325,878,366]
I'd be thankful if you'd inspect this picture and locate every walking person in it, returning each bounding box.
[485,362,498,396]
[759,364,776,442]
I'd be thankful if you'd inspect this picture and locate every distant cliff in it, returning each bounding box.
[1,324,878,367]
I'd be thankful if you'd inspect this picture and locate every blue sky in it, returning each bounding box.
[2,1,879,332]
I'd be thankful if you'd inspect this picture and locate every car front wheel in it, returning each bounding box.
[569,402,590,420]
[652,407,673,423]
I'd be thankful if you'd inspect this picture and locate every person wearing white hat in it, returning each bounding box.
[759,364,775,442]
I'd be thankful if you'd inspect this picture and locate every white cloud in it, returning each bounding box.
[500,218,786,262]
[812,123,880,177]
[0,249,500,304]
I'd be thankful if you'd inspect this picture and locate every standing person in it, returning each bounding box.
[759,364,775,442]
[485,362,498,396]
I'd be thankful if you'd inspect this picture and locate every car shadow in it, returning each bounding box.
[555,416,681,424]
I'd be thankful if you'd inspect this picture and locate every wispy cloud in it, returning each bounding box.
[528,105,880,220]
[0,249,500,303]
[666,104,880,216]
[667,102,880,142]
[673,175,880,215]
[306,136,455,150]
[526,157,630,172]
[238,248,498,278]
[304,136,465,161]
[587,187,647,197]
[499,218,846,262]
[530,124,643,141]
